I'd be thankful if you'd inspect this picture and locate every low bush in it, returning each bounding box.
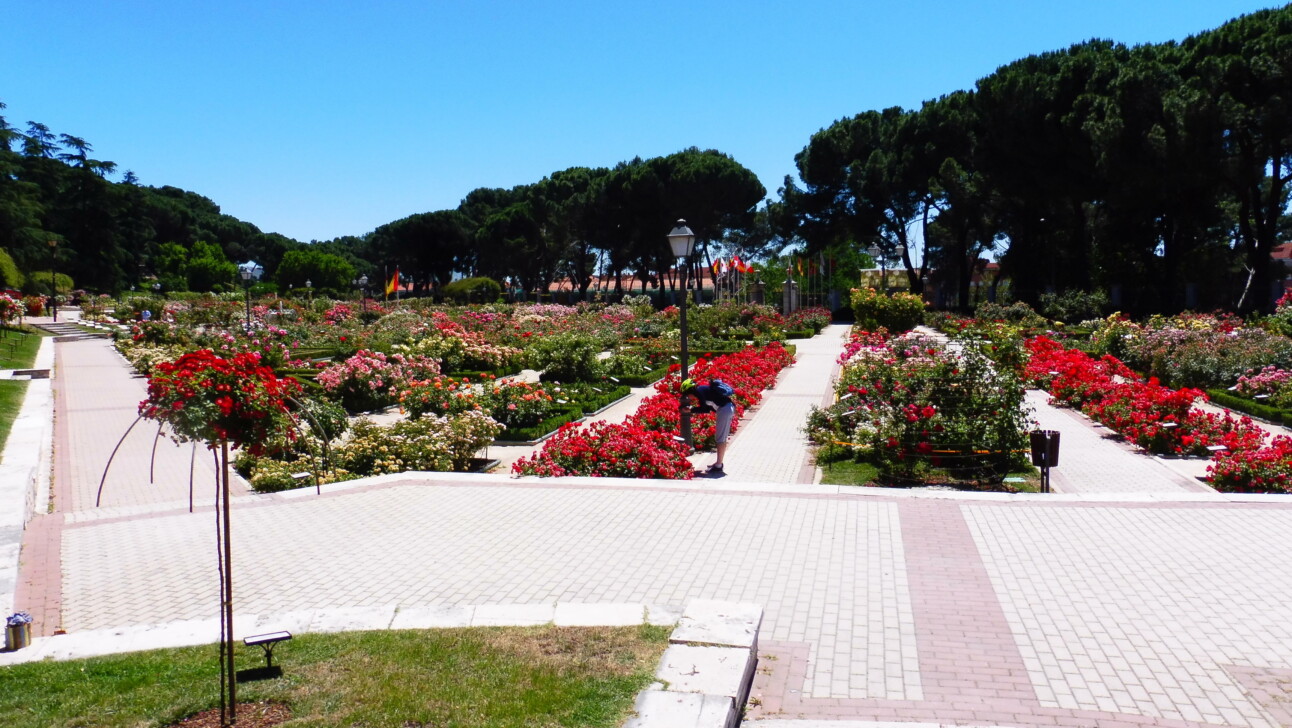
[850,288,925,332]
[1038,289,1108,323]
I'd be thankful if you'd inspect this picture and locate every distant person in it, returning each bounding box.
[680,378,735,475]
[141,310,151,322]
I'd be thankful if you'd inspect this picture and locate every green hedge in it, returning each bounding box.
[495,405,583,443]
[1207,389,1292,426]
[574,384,631,413]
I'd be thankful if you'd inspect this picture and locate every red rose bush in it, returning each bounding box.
[513,342,794,479]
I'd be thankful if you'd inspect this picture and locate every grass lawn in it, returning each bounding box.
[0,328,43,370]
[0,379,29,461]
[0,625,670,728]
[818,456,1041,492]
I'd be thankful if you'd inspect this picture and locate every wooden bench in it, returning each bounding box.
[243,631,292,668]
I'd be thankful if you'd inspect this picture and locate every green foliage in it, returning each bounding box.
[442,276,502,303]
[525,331,605,382]
[182,241,237,292]
[974,300,1047,327]
[850,287,925,332]
[275,247,357,294]
[24,271,73,296]
[0,248,24,289]
[1038,289,1109,323]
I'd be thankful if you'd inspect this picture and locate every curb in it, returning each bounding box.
[0,600,684,665]
[625,599,762,728]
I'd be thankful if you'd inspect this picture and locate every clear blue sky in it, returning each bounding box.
[2,1,1284,243]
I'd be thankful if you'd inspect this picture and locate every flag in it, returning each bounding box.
[731,255,742,274]
[385,267,399,296]
[797,258,804,276]
[743,260,754,274]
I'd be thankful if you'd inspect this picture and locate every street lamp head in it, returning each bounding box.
[867,244,881,259]
[667,219,696,259]
[48,239,58,248]
[239,260,263,283]
[305,279,312,289]
[357,275,368,287]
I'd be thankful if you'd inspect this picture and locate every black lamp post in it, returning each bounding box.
[47,240,57,322]
[305,279,312,301]
[668,219,697,447]
[867,243,905,293]
[239,260,263,329]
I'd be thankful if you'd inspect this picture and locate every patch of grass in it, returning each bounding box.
[0,379,29,460]
[819,457,881,486]
[0,329,43,370]
[0,624,670,728]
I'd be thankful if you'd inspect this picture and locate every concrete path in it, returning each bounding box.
[722,326,849,483]
[8,322,1292,728]
[1027,390,1215,495]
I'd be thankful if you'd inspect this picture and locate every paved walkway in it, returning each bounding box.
[7,322,1292,728]
[723,326,850,483]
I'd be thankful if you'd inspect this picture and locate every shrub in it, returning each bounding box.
[316,349,441,413]
[810,332,1031,485]
[1038,289,1108,323]
[442,277,502,304]
[1208,435,1292,493]
[524,331,605,382]
[974,300,1047,327]
[850,288,925,332]
[335,411,503,475]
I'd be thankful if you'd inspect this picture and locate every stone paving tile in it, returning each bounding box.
[1026,390,1210,495]
[60,483,919,701]
[964,503,1292,727]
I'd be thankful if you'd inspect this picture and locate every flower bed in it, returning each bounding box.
[513,342,795,479]
[1023,336,1290,492]
[809,330,1032,487]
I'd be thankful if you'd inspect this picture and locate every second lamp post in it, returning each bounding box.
[668,219,696,447]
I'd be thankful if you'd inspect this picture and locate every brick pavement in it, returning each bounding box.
[53,336,238,513]
[43,478,1292,728]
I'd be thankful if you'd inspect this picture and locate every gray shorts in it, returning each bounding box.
[714,403,735,444]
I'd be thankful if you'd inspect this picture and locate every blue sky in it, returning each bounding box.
[2,1,1284,242]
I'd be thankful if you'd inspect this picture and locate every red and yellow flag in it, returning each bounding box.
[385,267,399,296]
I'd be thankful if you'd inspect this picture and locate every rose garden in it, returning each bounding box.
[44,283,1292,495]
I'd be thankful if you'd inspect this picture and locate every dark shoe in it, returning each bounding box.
[706,463,724,474]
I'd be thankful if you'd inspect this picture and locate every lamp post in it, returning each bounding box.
[668,219,697,447]
[47,240,57,322]
[353,275,368,320]
[305,279,312,301]
[239,260,263,329]
[867,243,905,293]
[152,282,162,300]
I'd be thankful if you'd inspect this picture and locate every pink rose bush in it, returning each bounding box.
[317,349,441,413]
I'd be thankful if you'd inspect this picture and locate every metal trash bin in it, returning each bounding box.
[1029,430,1060,468]
[5,622,31,651]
